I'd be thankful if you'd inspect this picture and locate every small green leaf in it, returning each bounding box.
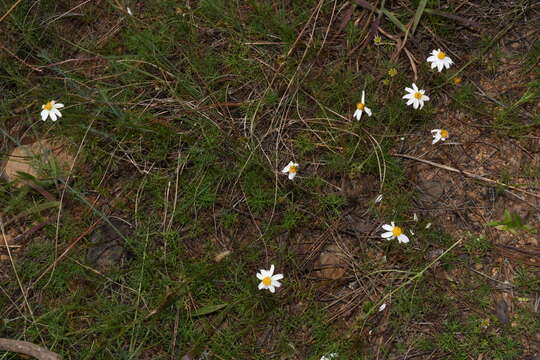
[191,303,227,317]
[488,210,536,234]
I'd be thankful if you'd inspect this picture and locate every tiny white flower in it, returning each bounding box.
[281,161,299,180]
[426,49,453,72]
[381,222,410,244]
[431,129,449,144]
[425,222,432,229]
[40,100,64,121]
[256,264,283,293]
[353,91,372,120]
[320,354,338,360]
[375,194,383,203]
[378,303,387,312]
[127,7,133,15]
[403,83,429,110]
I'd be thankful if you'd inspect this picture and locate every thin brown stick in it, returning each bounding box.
[0,338,62,360]
[393,153,540,199]
[0,0,24,23]
[0,42,43,73]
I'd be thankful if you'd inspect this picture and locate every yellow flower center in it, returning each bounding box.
[356,103,365,111]
[289,166,297,173]
[392,226,402,237]
[43,101,54,111]
[440,129,449,138]
[453,77,462,85]
[262,277,272,286]
[414,92,423,100]
[437,51,446,60]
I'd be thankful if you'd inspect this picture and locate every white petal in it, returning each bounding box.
[256,272,264,280]
[382,224,393,231]
[431,62,438,70]
[422,95,430,102]
[269,264,275,276]
[406,98,415,106]
[361,91,365,103]
[411,83,419,92]
[404,87,414,94]
[398,234,409,243]
[413,100,420,109]
[258,282,265,290]
[41,110,49,120]
[378,303,387,312]
[53,108,62,118]
[437,63,444,72]
[273,280,281,288]
[353,109,361,120]
[50,112,58,121]
[381,231,393,238]
[427,55,436,63]
[54,103,64,108]
[273,274,284,281]
[269,286,276,293]
[365,107,372,117]
[418,100,424,110]
[288,172,296,180]
[390,221,395,227]
[403,93,413,100]
[431,129,440,134]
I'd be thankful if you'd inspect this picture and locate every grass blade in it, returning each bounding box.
[411,0,428,35]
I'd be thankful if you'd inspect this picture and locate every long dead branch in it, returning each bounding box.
[393,153,540,199]
[0,338,62,360]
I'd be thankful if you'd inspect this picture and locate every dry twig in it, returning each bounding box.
[0,338,62,360]
[393,153,540,199]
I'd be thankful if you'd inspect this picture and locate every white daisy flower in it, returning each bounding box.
[353,91,372,120]
[402,84,429,110]
[381,222,410,244]
[426,49,453,72]
[378,303,387,312]
[40,100,64,121]
[256,264,283,293]
[320,354,338,360]
[431,129,449,144]
[281,161,299,180]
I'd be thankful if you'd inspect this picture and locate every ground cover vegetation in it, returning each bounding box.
[1,0,539,359]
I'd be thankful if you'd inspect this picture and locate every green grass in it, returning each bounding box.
[1,0,538,359]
